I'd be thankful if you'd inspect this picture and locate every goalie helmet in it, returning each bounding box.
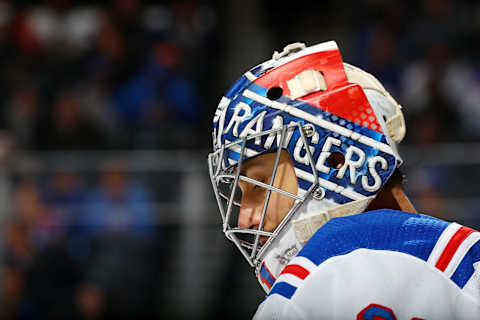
[207,41,406,293]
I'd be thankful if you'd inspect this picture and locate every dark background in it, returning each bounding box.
[0,0,479,319]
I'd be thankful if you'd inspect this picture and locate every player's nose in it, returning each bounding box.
[238,205,260,229]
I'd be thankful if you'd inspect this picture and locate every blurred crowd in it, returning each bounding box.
[0,0,479,319]
[0,0,217,151]
[1,162,163,319]
[0,0,217,319]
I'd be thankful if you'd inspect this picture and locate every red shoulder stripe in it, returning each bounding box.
[280,264,310,280]
[435,226,476,272]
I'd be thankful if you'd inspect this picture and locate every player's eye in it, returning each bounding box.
[253,179,266,191]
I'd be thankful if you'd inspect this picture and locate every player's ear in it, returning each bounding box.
[366,169,416,213]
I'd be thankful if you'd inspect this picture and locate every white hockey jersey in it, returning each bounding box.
[253,209,480,319]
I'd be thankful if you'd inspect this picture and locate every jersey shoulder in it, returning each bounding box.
[268,209,480,300]
[299,209,450,265]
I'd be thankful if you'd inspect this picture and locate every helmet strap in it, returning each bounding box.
[292,196,375,245]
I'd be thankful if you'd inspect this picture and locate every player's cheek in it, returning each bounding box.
[278,193,295,225]
[265,192,284,228]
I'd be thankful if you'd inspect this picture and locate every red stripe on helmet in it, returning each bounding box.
[254,49,382,133]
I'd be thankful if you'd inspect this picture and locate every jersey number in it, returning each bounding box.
[357,304,424,320]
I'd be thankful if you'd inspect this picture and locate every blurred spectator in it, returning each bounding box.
[3,218,33,268]
[13,181,62,251]
[406,0,468,59]
[78,76,121,147]
[1,220,36,319]
[75,283,105,320]
[12,1,101,55]
[78,159,155,240]
[351,2,408,97]
[0,265,27,319]
[400,42,478,143]
[5,85,39,150]
[111,41,201,148]
[73,159,158,317]
[23,242,80,319]
[407,166,449,220]
[43,171,85,207]
[34,88,107,150]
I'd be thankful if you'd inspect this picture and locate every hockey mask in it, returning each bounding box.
[207,41,406,292]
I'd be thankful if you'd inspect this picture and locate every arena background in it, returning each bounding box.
[0,0,479,319]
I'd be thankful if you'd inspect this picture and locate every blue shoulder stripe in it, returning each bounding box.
[259,262,276,290]
[268,281,297,300]
[450,240,480,288]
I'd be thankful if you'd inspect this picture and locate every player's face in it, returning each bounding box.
[237,150,298,236]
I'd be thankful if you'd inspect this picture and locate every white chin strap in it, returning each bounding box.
[256,195,375,293]
[292,196,376,246]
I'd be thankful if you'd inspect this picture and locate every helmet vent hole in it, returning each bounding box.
[267,87,283,100]
[326,152,345,169]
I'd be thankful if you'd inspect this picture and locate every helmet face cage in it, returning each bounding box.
[208,41,402,270]
[208,122,317,267]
